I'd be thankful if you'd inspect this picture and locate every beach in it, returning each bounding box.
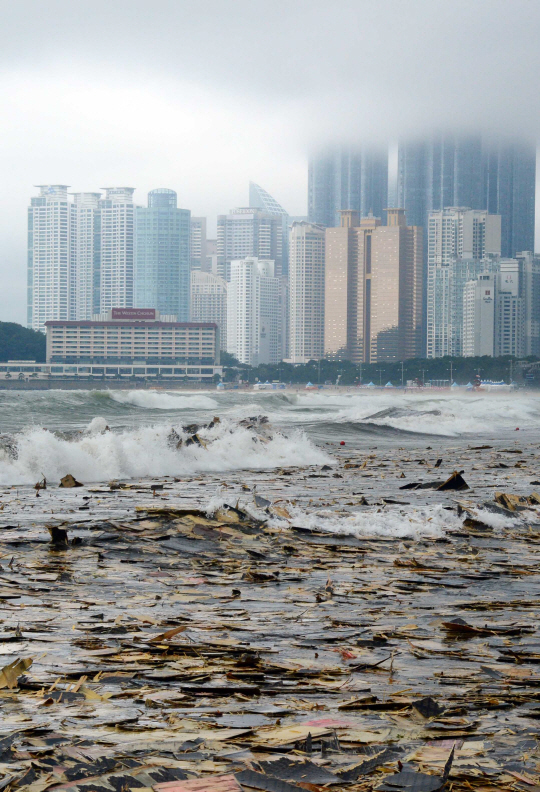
[1,388,540,791]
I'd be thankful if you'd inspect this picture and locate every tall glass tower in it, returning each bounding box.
[134,189,191,321]
[308,146,389,227]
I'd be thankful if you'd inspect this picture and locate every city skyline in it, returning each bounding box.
[3,1,540,324]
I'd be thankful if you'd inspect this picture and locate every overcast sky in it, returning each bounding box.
[1,0,540,323]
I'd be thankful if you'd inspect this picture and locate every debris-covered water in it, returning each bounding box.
[2,387,540,791]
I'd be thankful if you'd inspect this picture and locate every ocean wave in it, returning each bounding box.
[107,390,218,410]
[0,418,329,485]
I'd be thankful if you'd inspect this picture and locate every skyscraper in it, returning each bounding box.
[426,207,501,358]
[134,189,191,321]
[99,187,136,312]
[308,146,388,228]
[28,185,73,332]
[325,209,423,364]
[369,209,423,362]
[398,134,484,230]
[191,270,227,350]
[190,217,207,271]
[289,222,325,363]
[226,257,281,366]
[483,139,536,257]
[71,192,102,319]
[398,134,536,259]
[217,208,283,280]
[249,182,289,275]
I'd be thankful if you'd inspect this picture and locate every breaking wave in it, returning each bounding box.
[0,418,330,485]
[281,391,540,438]
[106,390,218,410]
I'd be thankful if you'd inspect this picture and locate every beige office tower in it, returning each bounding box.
[324,209,422,363]
[370,209,423,361]
[289,222,325,363]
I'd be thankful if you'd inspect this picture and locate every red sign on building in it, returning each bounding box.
[111,308,156,320]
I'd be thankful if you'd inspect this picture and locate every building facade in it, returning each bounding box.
[426,208,501,358]
[518,252,540,357]
[99,187,136,313]
[226,258,280,366]
[27,185,74,332]
[190,270,228,350]
[324,209,423,364]
[217,208,284,280]
[463,274,496,357]
[46,308,220,375]
[190,217,207,271]
[134,189,191,321]
[288,222,325,363]
[484,139,536,257]
[308,146,389,228]
[71,192,102,320]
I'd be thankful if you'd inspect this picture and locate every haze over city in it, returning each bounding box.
[1,0,540,322]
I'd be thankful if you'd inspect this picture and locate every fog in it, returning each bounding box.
[1,0,539,322]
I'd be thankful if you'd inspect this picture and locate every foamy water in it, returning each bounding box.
[0,418,330,485]
[0,387,536,487]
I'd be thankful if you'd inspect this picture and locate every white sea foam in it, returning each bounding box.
[0,419,330,485]
[285,391,540,437]
[276,503,460,539]
[204,494,461,540]
[108,390,219,410]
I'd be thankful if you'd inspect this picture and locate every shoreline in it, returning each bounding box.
[1,437,540,789]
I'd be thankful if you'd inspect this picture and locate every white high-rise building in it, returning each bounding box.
[71,192,102,320]
[99,188,136,312]
[427,207,501,357]
[496,259,524,357]
[463,274,496,357]
[226,257,280,366]
[288,222,325,363]
[191,270,228,350]
[28,185,74,332]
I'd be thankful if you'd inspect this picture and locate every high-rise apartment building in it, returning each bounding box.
[324,209,423,364]
[217,208,284,281]
[463,274,496,357]
[308,146,388,228]
[226,257,280,366]
[28,185,74,332]
[495,259,524,357]
[99,187,136,313]
[483,139,536,257]
[190,270,227,350]
[517,251,540,357]
[288,222,325,363]
[134,189,191,321]
[71,192,102,320]
[426,208,501,358]
[190,217,207,271]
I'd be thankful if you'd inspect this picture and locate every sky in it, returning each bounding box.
[1,0,540,323]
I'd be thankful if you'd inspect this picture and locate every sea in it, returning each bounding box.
[0,387,537,539]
